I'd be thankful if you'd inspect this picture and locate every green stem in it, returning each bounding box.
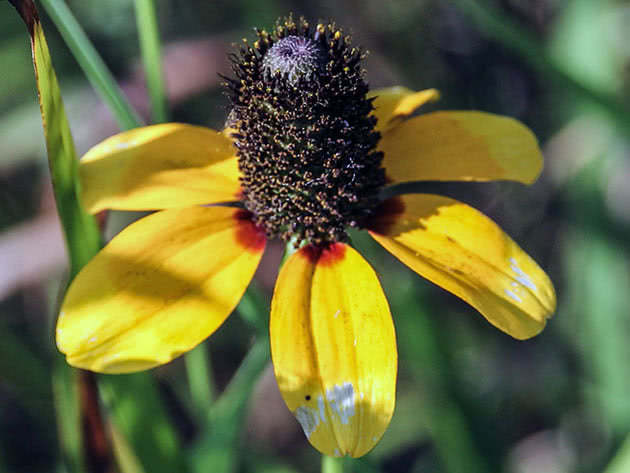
[450,0,630,133]
[185,343,216,415]
[133,0,168,123]
[322,455,345,473]
[39,0,143,130]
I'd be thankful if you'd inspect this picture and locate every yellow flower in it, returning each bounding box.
[56,20,555,458]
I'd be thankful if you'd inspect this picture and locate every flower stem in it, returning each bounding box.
[133,0,168,123]
[39,0,143,130]
[322,455,345,473]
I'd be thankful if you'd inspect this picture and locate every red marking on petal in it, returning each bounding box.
[319,242,346,266]
[299,243,346,266]
[367,197,406,235]
[300,245,322,265]
[234,210,266,252]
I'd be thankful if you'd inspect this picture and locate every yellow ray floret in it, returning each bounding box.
[369,86,441,133]
[369,195,555,340]
[57,206,265,373]
[80,123,241,213]
[378,111,543,184]
[270,243,397,457]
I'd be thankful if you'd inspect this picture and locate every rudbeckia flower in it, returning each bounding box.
[56,18,556,458]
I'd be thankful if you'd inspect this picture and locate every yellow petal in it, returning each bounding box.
[57,206,265,373]
[379,111,543,184]
[80,123,241,213]
[270,243,397,458]
[369,195,555,339]
[369,86,440,133]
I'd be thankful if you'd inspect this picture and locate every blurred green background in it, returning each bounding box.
[1,0,630,472]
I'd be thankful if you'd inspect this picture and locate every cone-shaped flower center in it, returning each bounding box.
[225,18,385,246]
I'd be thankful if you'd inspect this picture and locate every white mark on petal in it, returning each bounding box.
[509,257,537,292]
[295,405,320,439]
[295,394,327,439]
[88,336,97,344]
[334,449,341,457]
[295,383,359,440]
[353,338,357,347]
[326,382,356,425]
[334,309,341,318]
[505,288,523,303]
[318,395,326,423]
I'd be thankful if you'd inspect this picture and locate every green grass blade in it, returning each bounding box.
[99,373,188,473]
[391,278,489,473]
[39,0,143,130]
[134,0,168,123]
[0,318,52,422]
[52,356,85,473]
[109,423,147,473]
[9,0,100,278]
[191,338,270,473]
[185,343,216,416]
[237,282,269,335]
[9,4,182,473]
[9,3,106,471]
[451,0,630,134]
[605,436,630,473]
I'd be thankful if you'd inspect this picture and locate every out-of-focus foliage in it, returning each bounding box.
[1,0,629,472]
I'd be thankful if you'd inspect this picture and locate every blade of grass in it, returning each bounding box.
[9,0,100,277]
[562,162,630,434]
[133,0,168,123]
[99,373,188,473]
[52,355,85,473]
[38,0,143,130]
[0,318,52,423]
[185,281,269,428]
[191,338,270,473]
[450,0,630,134]
[188,284,270,472]
[604,435,630,473]
[108,422,146,473]
[185,343,216,416]
[9,3,103,471]
[237,281,269,335]
[9,4,181,473]
[391,277,489,473]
